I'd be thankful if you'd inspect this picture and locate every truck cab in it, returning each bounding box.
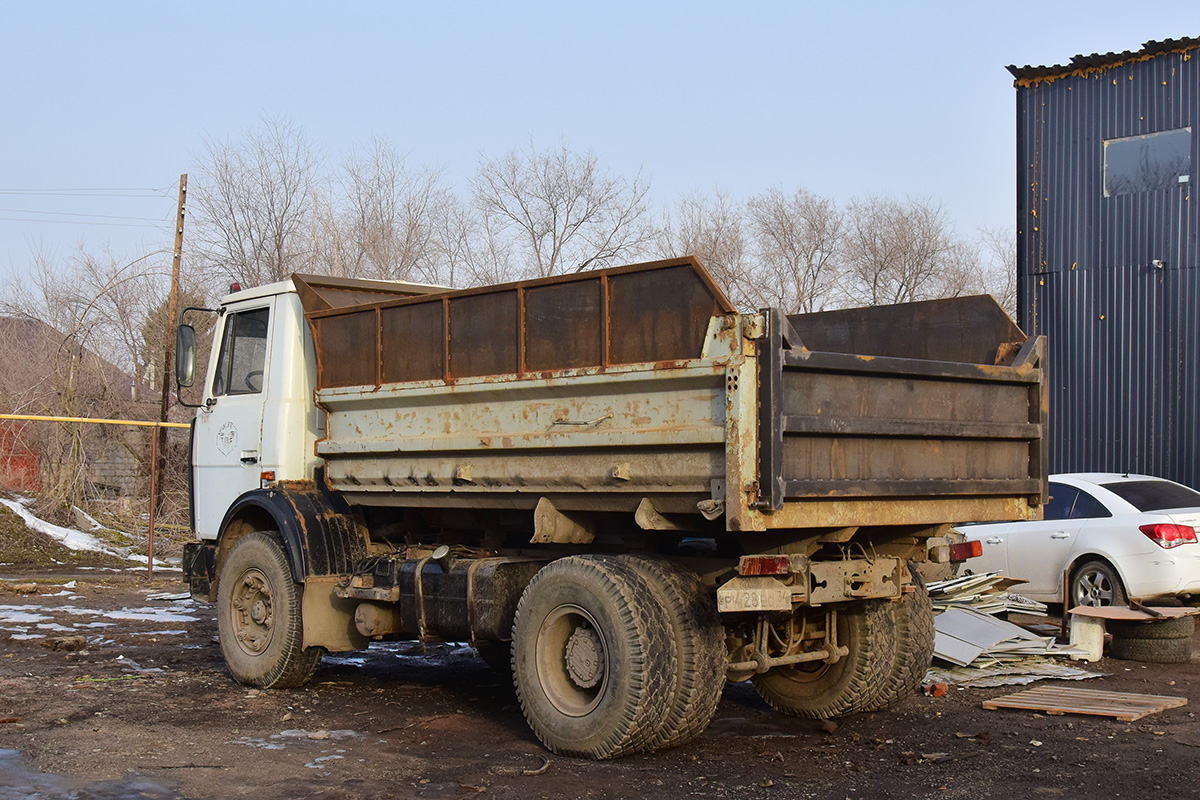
[190,283,318,539]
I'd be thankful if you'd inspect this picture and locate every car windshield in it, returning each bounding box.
[1100,480,1200,512]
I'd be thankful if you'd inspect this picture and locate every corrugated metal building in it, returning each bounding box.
[1011,37,1200,488]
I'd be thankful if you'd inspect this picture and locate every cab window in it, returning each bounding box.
[212,308,269,396]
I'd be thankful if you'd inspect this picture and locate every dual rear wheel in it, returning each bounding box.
[511,555,726,758]
[751,563,934,718]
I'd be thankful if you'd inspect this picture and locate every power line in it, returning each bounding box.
[0,207,165,222]
[0,216,168,228]
[0,189,170,198]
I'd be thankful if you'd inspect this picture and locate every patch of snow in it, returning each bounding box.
[0,498,123,557]
[145,592,191,601]
[0,606,53,624]
[0,498,174,568]
[228,737,286,750]
[104,606,198,623]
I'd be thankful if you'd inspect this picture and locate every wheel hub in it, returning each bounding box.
[230,569,274,655]
[564,627,604,688]
[1077,572,1113,606]
[534,604,609,717]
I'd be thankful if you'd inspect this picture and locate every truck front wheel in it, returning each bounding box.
[752,600,896,719]
[216,531,322,689]
[511,555,674,759]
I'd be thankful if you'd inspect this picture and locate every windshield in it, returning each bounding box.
[1101,480,1200,512]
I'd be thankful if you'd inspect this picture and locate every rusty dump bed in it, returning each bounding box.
[295,257,1046,534]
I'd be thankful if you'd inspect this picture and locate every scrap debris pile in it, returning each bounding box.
[928,572,1047,617]
[925,571,1097,688]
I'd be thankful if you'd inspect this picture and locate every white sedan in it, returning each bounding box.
[958,473,1200,606]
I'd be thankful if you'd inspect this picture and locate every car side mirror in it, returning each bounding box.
[176,324,197,388]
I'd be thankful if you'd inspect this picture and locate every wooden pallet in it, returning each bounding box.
[982,686,1187,721]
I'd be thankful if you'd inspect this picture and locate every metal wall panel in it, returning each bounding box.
[1016,42,1200,488]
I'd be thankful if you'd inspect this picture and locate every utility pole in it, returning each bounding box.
[155,174,187,514]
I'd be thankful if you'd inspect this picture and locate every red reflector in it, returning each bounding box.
[949,540,983,561]
[260,470,276,482]
[739,555,792,576]
[1139,523,1198,549]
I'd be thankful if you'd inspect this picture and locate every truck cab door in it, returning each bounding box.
[192,300,274,539]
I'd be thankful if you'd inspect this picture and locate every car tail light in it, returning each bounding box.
[949,540,983,561]
[1139,523,1198,549]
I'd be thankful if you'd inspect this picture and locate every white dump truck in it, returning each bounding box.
[176,256,1045,758]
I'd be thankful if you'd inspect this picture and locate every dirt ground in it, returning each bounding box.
[1,569,1198,800]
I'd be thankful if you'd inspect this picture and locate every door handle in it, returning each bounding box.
[986,537,1003,545]
[240,450,259,465]
[1051,531,1071,539]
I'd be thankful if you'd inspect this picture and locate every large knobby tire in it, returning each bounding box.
[1109,635,1193,663]
[861,563,935,712]
[1107,616,1195,640]
[512,555,674,759]
[623,556,726,751]
[216,531,322,689]
[753,600,897,719]
[1070,559,1127,608]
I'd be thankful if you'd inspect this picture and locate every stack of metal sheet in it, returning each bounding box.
[927,571,1048,616]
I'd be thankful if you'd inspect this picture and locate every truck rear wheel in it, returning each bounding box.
[624,556,726,750]
[216,531,322,689]
[861,563,934,712]
[512,555,674,759]
[752,600,896,719]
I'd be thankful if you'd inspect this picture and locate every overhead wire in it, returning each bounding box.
[0,184,176,229]
[0,216,167,228]
[0,207,165,222]
[0,187,171,197]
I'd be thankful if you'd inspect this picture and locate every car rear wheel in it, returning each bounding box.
[1069,559,1127,608]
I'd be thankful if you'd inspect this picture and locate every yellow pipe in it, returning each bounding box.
[0,414,190,429]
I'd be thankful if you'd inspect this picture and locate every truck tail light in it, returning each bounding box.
[1139,523,1198,549]
[738,555,792,576]
[949,540,983,561]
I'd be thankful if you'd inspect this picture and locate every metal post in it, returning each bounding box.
[148,428,158,581]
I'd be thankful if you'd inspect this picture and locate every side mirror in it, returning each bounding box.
[176,324,197,388]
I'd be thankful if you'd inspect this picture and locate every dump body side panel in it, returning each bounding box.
[298,261,1046,535]
[317,361,728,515]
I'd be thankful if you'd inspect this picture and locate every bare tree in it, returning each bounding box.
[472,143,652,278]
[192,116,320,287]
[842,196,973,306]
[978,226,1018,317]
[335,137,447,281]
[658,190,753,308]
[746,187,844,313]
[0,248,165,511]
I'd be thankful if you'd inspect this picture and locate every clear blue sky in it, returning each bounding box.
[2,1,1198,283]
